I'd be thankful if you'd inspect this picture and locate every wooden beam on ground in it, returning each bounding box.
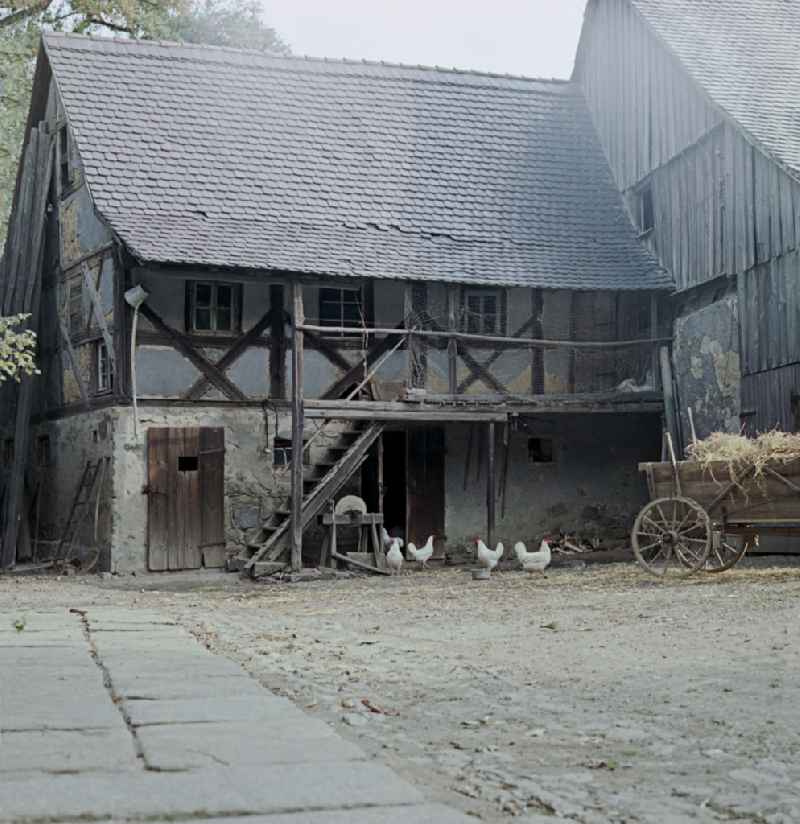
[138,304,247,401]
[183,308,273,400]
[290,281,305,573]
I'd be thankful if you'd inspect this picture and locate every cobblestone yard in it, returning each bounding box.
[2,560,799,823]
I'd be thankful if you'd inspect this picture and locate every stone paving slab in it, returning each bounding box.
[127,695,306,727]
[0,763,423,822]
[0,727,139,774]
[114,673,268,700]
[171,805,474,823]
[137,720,364,770]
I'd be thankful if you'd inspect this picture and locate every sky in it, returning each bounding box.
[261,0,588,79]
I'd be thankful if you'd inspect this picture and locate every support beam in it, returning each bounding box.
[486,422,496,548]
[183,308,273,400]
[290,281,305,572]
[139,304,247,401]
[447,285,458,395]
[531,290,544,394]
[650,292,660,390]
[659,345,680,454]
[269,285,286,399]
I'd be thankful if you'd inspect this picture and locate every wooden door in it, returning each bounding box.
[147,427,225,571]
[406,428,445,554]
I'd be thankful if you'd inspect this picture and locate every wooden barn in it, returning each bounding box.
[3,0,798,573]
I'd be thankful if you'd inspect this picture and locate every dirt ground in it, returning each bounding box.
[3,560,800,823]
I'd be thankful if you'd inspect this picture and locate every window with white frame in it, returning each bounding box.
[187,281,241,333]
[96,340,112,393]
[464,289,503,335]
[319,287,364,333]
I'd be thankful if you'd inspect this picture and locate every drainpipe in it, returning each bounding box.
[123,285,149,441]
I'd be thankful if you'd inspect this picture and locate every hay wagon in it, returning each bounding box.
[633,447,800,577]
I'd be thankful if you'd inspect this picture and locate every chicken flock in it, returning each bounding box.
[380,527,551,576]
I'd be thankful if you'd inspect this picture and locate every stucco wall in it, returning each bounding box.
[673,296,741,443]
[28,409,116,566]
[444,414,661,550]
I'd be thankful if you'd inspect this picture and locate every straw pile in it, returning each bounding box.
[686,430,800,476]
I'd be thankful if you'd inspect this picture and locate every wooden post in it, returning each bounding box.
[290,281,305,572]
[659,345,680,455]
[486,422,496,547]
[650,292,660,390]
[377,433,384,514]
[531,289,544,394]
[269,283,287,399]
[447,285,458,395]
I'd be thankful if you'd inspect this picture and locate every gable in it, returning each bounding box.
[631,0,800,183]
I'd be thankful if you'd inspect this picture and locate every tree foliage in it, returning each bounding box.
[0,0,289,244]
[0,313,38,382]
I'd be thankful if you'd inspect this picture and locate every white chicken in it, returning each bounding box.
[407,535,434,568]
[381,526,404,550]
[386,538,404,575]
[476,538,504,571]
[514,537,552,575]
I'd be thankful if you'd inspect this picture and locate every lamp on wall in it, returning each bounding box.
[124,285,149,441]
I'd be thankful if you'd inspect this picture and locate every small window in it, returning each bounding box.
[187,281,241,333]
[639,183,655,233]
[273,437,292,466]
[464,289,503,335]
[178,455,198,472]
[319,287,364,333]
[68,281,83,336]
[528,437,554,463]
[37,435,51,468]
[59,125,72,191]
[96,340,112,393]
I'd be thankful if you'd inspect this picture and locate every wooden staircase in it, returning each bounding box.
[232,421,385,577]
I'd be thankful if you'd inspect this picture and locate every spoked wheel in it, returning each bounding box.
[632,497,711,578]
[702,531,751,572]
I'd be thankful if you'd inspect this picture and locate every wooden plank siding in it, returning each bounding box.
[576,0,721,192]
[624,124,800,292]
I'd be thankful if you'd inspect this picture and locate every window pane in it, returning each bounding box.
[216,285,232,309]
[195,308,212,330]
[195,284,212,306]
[216,307,232,331]
[342,300,361,324]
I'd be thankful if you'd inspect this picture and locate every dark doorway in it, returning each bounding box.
[382,431,407,539]
[406,427,445,554]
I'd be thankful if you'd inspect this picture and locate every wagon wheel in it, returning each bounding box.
[632,497,711,578]
[702,531,751,573]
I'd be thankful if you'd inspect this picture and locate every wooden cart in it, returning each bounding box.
[633,447,800,577]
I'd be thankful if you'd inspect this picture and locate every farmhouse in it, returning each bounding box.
[2,0,798,573]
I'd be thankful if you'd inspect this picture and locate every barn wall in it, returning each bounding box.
[576,0,721,192]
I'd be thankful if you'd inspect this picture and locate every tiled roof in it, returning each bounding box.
[43,33,669,290]
[632,0,800,181]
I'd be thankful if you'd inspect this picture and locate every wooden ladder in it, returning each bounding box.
[56,460,103,561]
[237,421,385,577]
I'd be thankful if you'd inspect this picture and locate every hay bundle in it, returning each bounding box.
[686,430,800,477]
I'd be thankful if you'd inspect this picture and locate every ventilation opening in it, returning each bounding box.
[178,455,199,472]
[528,437,554,464]
[273,437,292,466]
